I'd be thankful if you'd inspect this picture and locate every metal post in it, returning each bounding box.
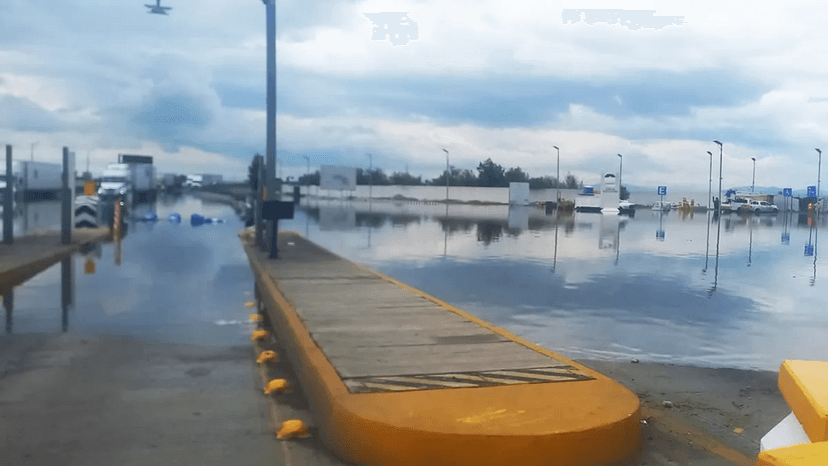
[617,153,623,200]
[707,151,712,209]
[3,145,13,244]
[255,155,267,251]
[61,147,72,245]
[553,146,560,206]
[751,157,756,193]
[443,148,449,202]
[302,155,309,200]
[714,141,723,213]
[264,0,277,255]
[816,148,822,207]
[256,155,265,249]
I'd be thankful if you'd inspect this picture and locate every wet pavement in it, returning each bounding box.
[279,199,828,372]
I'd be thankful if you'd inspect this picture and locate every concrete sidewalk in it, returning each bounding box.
[242,230,641,466]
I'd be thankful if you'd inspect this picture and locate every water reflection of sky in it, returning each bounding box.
[3,195,256,346]
[281,200,827,371]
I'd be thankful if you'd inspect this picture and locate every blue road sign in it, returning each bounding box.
[807,186,817,198]
[783,188,792,197]
[656,229,665,241]
[805,243,815,257]
[657,186,667,196]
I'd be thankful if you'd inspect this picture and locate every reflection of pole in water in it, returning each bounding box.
[812,222,819,286]
[61,257,74,332]
[703,210,711,273]
[3,290,13,334]
[748,221,753,267]
[552,218,559,272]
[443,203,449,257]
[614,220,620,266]
[709,208,722,296]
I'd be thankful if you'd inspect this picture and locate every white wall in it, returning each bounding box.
[283,184,581,204]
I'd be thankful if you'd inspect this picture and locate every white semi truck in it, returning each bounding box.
[0,161,64,202]
[98,154,157,203]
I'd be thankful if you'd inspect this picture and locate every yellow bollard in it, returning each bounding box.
[264,379,290,395]
[245,301,256,307]
[277,420,310,440]
[249,313,262,321]
[256,350,279,364]
[251,329,270,342]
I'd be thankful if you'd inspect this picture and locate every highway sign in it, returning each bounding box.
[807,186,817,198]
[783,188,792,197]
[657,186,667,196]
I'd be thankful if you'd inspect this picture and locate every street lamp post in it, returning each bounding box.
[617,154,623,200]
[714,141,723,211]
[262,0,277,255]
[816,148,822,204]
[707,151,713,209]
[553,145,560,205]
[751,157,756,193]
[442,149,449,202]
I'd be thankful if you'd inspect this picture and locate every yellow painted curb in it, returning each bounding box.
[779,360,828,442]
[757,441,828,465]
[242,233,641,466]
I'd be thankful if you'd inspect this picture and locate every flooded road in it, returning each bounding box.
[3,194,824,371]
[2,194,255,346]
[280,199,826,371]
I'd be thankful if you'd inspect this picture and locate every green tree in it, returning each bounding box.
[389,172,423,185]
[298,170,320,186]
[504,167,530,183]
[565,174,579,189]
[357,168,390,185]
[620,185,630,200]
[476,158,506,187]
[431,167,478,186]
[247,154,262,192]
[528,176,557,189]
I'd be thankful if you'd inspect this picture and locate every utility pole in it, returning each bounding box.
[442,149,450,203]
[30,142,37,162]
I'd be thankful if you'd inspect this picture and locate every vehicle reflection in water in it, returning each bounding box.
[283,199,828,370]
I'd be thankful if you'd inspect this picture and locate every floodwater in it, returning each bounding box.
[3,194,825,371]
[279,199,826,372]
[1,194,256,346]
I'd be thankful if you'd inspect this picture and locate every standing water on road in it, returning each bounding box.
[2,194,256,346]
[278,199,827,372]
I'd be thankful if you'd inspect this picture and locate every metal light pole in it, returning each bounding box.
[816,148,822,203]
[443,148,449,202]
[30,142,37,162]
[366,153,372,201]
[714,140,723,212]
[263,0,277,251]
[553,145,560,204]
[707,151,713,209]
[617,154,623,200]
[751,157,756,193]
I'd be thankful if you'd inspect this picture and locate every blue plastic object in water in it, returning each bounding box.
[140,212,158,222]
[190,213,205,226]
[168,213,181,223]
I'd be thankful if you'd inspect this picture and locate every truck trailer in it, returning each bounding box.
[0,161,64,202]
[117,154,157,203]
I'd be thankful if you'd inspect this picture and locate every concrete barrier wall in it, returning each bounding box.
[282,184,580,204]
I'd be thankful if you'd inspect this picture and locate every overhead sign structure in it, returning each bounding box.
[657,186,667,196]
[807,186,817,198]
[783,188,792,197]
[118,154,153,165]
[320,165,357,191]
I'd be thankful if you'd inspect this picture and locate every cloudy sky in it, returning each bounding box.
[1,0,827,189]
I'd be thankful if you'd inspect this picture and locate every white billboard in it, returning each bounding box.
[320,165,357,191]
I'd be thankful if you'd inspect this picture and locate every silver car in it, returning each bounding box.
[749,200,779,213]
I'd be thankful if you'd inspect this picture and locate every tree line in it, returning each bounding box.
[281,158,583,190]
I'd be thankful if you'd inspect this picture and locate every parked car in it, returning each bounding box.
[749,200,779,213]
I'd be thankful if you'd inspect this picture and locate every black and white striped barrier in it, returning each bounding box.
[74,195,99,228]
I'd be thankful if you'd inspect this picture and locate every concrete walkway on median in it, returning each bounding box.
[242,230,642,466]
[0,228,110,292]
